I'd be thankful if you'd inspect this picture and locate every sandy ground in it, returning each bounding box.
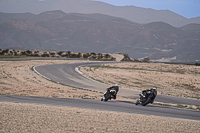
[0,60,200,132]
[1,102,200,133]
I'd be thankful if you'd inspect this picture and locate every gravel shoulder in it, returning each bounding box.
[0,60,200,132]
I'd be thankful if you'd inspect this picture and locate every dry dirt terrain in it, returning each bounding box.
[0,60,103,99]
[0,60,200,132]
[1,102,200,133]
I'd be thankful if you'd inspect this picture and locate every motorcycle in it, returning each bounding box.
[135,90,157,106]
[101,89,116,102]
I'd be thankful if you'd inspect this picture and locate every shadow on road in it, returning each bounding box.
[116,100,135,104]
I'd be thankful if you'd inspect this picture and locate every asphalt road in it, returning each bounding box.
[0,95,200,121]
[1,61,200,121]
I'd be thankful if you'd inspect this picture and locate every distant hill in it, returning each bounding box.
[0,11,200,62]
[0,0,200,27]
[190,17,200,24]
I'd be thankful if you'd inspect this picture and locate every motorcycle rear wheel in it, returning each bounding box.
[141,98,151,106]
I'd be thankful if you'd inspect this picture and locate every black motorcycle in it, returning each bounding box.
[135,90,157,106]
[101,89,116,102]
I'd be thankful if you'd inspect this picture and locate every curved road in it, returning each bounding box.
[34,62,200,105]
[1,61,200,121]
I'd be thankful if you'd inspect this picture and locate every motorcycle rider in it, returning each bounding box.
[141,86,157,103]
[107,84,119,99]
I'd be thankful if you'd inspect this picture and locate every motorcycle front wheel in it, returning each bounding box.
[135,100,140,105]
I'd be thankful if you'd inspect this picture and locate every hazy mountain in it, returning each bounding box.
[144,23,200,62]
[0,0,199,27]
[0,11,199,62]
[190,17,200,24]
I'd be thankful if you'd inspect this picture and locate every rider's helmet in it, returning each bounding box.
[114,84,118,86]
[152,86,157,89]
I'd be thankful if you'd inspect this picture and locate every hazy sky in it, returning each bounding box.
[95,0,200,18]
[0,0,199,18]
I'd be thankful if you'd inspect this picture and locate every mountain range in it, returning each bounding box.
[0,0,200,27]
[0,10,199,62]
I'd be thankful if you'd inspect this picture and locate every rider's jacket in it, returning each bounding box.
[107,86,119,95]
[142,88,157,97]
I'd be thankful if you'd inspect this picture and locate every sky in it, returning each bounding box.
[94,0,200,18]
